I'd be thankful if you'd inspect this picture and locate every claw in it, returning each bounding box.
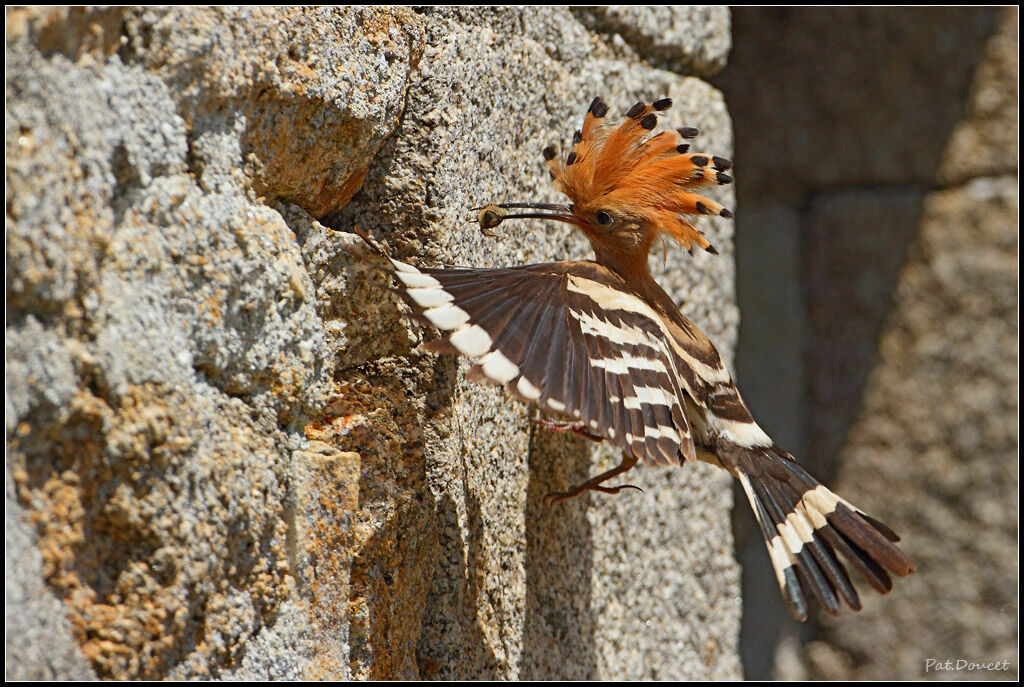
[543,491,572,506]
[529,418,604,442]
[543,482,643,505]
[542,452,642,506]
[592,483,644,495]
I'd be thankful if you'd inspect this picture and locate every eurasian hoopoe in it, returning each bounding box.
[349,97,914,621]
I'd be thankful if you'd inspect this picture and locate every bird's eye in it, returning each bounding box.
[595,210,613,226]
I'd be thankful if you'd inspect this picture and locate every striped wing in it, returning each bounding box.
[385,256,697,467]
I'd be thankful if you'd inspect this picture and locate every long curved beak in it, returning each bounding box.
[471,202,587,232]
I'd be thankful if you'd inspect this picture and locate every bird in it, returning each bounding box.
[347,96,914,621]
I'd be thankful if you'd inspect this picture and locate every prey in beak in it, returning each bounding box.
[472,202,586,237]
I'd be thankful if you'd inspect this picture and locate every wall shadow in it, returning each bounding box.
[713,6,1000,679]
[520,426,599,679]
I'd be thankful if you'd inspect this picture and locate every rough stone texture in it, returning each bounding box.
[310,9,740,679]
[938,9,1019,185]
[5,22,335,678]
[571,6,731,77]
[717,6,1017,680]
[7,6,741,681]
[5,471,98,681]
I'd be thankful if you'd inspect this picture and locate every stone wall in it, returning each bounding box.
[718,7,1017,680]
[6,7,741,680]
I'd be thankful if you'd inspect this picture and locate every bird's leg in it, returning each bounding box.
[544,451,642,505]
[530,418,604,443]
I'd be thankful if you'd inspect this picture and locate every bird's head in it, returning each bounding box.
[477,97,733,279]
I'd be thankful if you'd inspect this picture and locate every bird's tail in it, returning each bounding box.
[719,441,915,621]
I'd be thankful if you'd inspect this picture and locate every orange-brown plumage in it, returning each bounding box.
[542,97,733,270]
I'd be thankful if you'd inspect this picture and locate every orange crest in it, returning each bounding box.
[544,97,733,254]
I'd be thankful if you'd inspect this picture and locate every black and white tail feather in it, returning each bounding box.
[719,441,913,620]
[347,226,914,621]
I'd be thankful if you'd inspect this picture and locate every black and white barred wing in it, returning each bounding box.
[383,256,697,467]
